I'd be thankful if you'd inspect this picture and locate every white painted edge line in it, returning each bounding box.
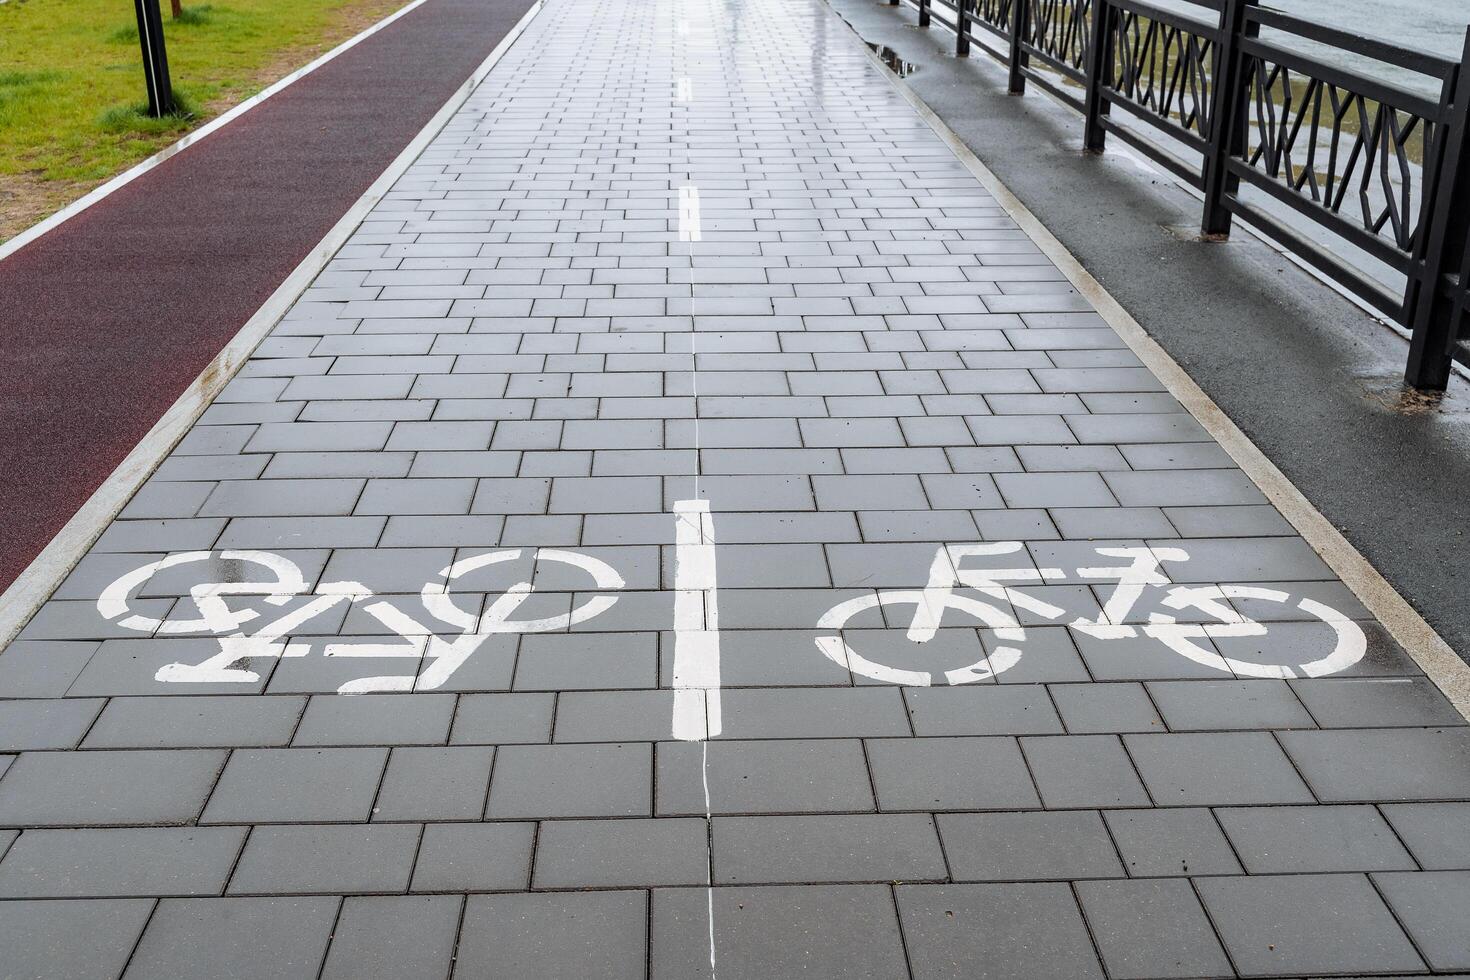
[0,0,545,650]
[837,12,1470,719]
[0,0,437,262]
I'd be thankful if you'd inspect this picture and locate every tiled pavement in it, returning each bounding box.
[2,0,1469,975]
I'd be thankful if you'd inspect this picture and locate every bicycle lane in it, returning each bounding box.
[2,0,1470,976]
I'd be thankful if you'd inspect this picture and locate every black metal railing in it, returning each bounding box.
[888,0,1470,389]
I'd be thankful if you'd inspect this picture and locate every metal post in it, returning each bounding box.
[919,0,932,28]
[1082,0,1115,152]
[133,0,175,117]
[957,0,973,56]
[1008,0,1031,94]
[1200,0,1258,237]
[1404,28,1470,390]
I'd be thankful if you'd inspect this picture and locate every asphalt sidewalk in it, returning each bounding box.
[0,0,535,595]
[0,0,1467,976]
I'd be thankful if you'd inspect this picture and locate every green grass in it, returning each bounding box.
[0,0,406,239]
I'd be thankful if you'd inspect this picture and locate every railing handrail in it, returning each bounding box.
[887,0,1470,390]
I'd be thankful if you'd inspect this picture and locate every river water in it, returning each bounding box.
[1151,0,1467,97]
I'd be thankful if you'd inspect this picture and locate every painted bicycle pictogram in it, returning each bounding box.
[96,547,625,693]
[814,542,1367,685]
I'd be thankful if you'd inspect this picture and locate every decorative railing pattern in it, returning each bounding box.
[889,0,1470,388]
[1110,6,1216,145]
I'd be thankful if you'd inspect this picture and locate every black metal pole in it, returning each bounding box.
[919,0,931,28]
[1082,0,1115,152]
[1403,27,1470,390]
[1008,0,1030,94]
[1200,0,1257,238]
[957,0,972,56]
[133,0,175,117]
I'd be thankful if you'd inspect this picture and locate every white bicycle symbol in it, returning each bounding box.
[96,548,624,693]
[814,542,1366,685]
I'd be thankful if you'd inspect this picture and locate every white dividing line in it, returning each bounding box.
[678,184,703,242]
[839,7,1470,719]
[0,0,546,651]
[0,0,441,262]
[671,500,722,741]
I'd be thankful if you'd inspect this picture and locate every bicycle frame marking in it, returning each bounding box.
[816,542,1369,684]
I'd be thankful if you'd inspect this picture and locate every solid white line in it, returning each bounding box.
[841,12,1470,719]
[0,0,545,651]
[671,499,723,741]
[0,0,437,260]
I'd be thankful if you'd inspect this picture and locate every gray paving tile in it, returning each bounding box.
[454,891,646,980]
[653,885,909,980]
[866,736,1039,811]
[1124,732,1315,805]
[658,739,874,815]
[321,895,462,980]
[373,746,494,821]
[939,809,1124,880]
[1278,728,1470,801]
[1077,877,1232,979]
[534,817,709,888]
[486,742,650,818]
[125,896,339,979]
[293,693,455,745]
[1380,803,1470,869]
[450,692,554,744]
[409,821,534,891]
[1020,734,1152,807]
[1197,873,1424,977]
[1146,679,1316,731]
[0,640,99,697]
[714,813,945,884]
[0,698,103,751]
[1216,804,1415,873]
[83,695,304,748]
[201,747,386,824]
[902,686,1063,736]
[1102,807,1243,877]
[1289,676,1466,727]
[0,827,245,898]
[0,749,225,827]
[228,824,419,894]
[553,689,680,742]
[1373,871,1470,972]
[514,631,657,690]
[719,687,910,738]
[0,898,154,980]
[897,882,1104,979]
[1049,682,1165,733]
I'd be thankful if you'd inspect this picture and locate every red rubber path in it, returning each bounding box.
[0,0,536,594]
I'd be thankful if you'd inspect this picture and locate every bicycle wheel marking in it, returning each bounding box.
[812,542,1371,686]
[95,547,627,694]
[670,498,722,741]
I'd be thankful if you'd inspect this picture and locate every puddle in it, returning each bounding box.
[866,42,919,77]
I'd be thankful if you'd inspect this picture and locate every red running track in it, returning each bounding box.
[0,0,536,594]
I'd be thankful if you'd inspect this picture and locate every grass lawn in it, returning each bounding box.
[0,0,410,243]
